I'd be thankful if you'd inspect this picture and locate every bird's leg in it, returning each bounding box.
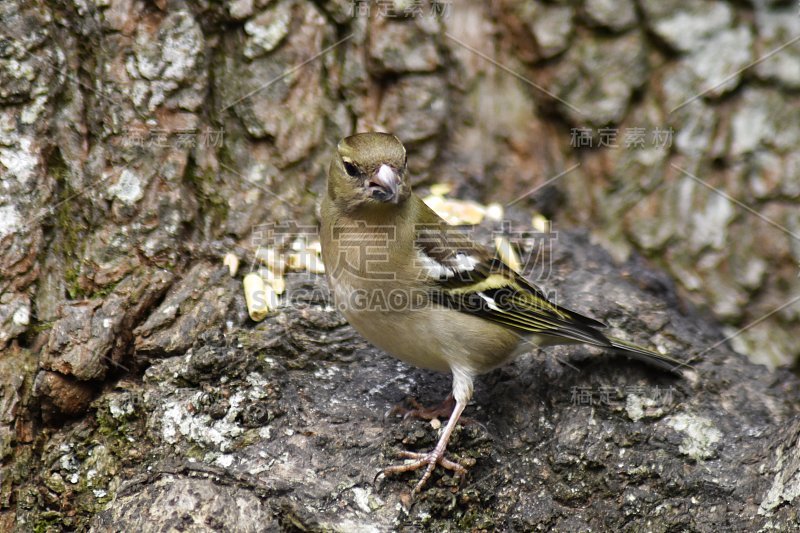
[389,393,456,421]
[383,397,468,494]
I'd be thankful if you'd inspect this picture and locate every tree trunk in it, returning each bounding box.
[1,0,799,530]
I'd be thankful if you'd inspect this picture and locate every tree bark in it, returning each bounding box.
[1,0,799,530]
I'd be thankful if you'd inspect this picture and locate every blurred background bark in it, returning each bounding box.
[1,0,799,530]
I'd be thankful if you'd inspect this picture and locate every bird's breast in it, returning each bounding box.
[330,275,522,375]
[321,216,523,375]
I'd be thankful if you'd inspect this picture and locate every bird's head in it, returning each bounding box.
[328,132,410,212]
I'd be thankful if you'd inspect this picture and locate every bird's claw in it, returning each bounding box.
[383,448,468,494]
[388,394,457,421]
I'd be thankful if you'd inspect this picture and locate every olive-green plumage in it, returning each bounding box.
[320,132,687,494]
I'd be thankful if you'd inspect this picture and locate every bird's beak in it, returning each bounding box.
[368,164,400,203]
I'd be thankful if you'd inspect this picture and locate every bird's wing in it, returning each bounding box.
[407,197,688,374]
[413,220,610,346]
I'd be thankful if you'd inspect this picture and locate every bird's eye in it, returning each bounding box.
[343,161,359,177]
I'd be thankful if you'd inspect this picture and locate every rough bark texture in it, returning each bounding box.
[1,0,800,531]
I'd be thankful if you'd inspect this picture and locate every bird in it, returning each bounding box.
[320,132,688,495]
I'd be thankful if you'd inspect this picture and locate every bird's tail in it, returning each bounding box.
[606,336,689,375]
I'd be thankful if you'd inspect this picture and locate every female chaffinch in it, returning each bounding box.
[320,132,687,495]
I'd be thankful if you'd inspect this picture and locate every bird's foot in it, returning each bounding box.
[383,448,469,494]
[388,394,457,421]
